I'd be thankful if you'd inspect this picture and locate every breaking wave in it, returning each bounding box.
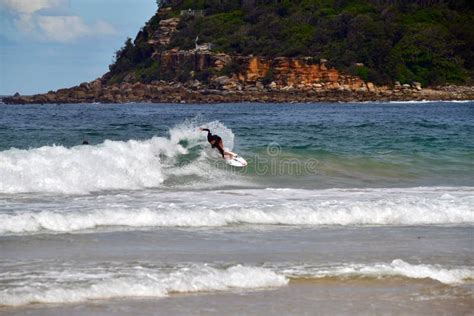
[0,264,286,307]
[1,259,471,307]
[278,259,474,285]
[0,120,235,194]
[1,187,472,234]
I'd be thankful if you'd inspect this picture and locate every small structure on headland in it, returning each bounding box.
[158,0,183,6]
[180,9,204,17]
[195,36,213,51]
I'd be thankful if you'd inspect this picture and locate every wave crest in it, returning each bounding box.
[0,120,235,194]
[0,264,287,307]
[1,188,472,234]
[1,259,471,307]
[280,259,474,285]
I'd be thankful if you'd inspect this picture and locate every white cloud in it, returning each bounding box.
[0,0,117,42]
[95,20,117,35]
[0,0,65,14]
[36,15,116,42]
[37,15,89,42]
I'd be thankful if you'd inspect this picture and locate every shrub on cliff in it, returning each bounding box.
[220,61,242,76]
[109,37,153,78]
[262,68,274,85]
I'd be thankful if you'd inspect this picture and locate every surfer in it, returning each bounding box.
[199,128,234,159]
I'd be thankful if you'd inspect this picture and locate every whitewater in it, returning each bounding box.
[0,187,473,235]
[1,260,472,307]
[0,120,235,194]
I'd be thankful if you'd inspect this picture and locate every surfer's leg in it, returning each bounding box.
[217,140,234,159]
[224,152,234,158]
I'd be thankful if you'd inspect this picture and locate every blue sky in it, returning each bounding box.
[0,0,157,95]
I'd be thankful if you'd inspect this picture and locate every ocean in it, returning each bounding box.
[0,101,473,315]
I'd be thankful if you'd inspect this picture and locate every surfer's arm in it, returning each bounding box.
[199,128,211,133]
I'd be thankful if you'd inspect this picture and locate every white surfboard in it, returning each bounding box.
[224,151,247,167]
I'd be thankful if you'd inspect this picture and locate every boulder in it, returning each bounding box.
[79,82,89,90]
[134,89,146,98]
[333,82,342,89]
[72,90,87,99]
[123,73,136,83]
[56,89,70,98]
[357,85,368,92]
[111,86,121,93]
[46,92,57,102]
[190,80,202,88]
[214,76,231,86]
[366,82,376,92]
[102,94,114,102]
[90,79,102,91]
[132,82,146,90]
[114,95,123,103]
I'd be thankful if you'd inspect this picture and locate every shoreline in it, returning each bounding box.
[1,99,473,106]
[3,83,473,105]
[2,278,471,315]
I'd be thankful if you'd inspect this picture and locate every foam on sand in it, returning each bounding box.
[279,259,474,285]
[1,259,471,307]
[0,264,287,307]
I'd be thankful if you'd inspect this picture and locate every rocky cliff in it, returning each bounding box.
[5,63,472,104]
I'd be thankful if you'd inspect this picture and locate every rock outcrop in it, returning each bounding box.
[4,56,473,105]
[148,17,179,47]
[236,56,368,92]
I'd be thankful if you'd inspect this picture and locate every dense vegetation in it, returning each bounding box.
[109,0,474,86]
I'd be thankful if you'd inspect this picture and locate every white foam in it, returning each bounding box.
[0,264,287,307]
[385,100,473,104]
[1,187,472,234]
[279,259,474,285]
[0,120,235,194]
[1,259,471,307]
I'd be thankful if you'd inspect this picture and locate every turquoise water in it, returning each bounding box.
[0,101,473,313]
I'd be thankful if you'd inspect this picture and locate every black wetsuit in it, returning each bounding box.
[202,129,225,158]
